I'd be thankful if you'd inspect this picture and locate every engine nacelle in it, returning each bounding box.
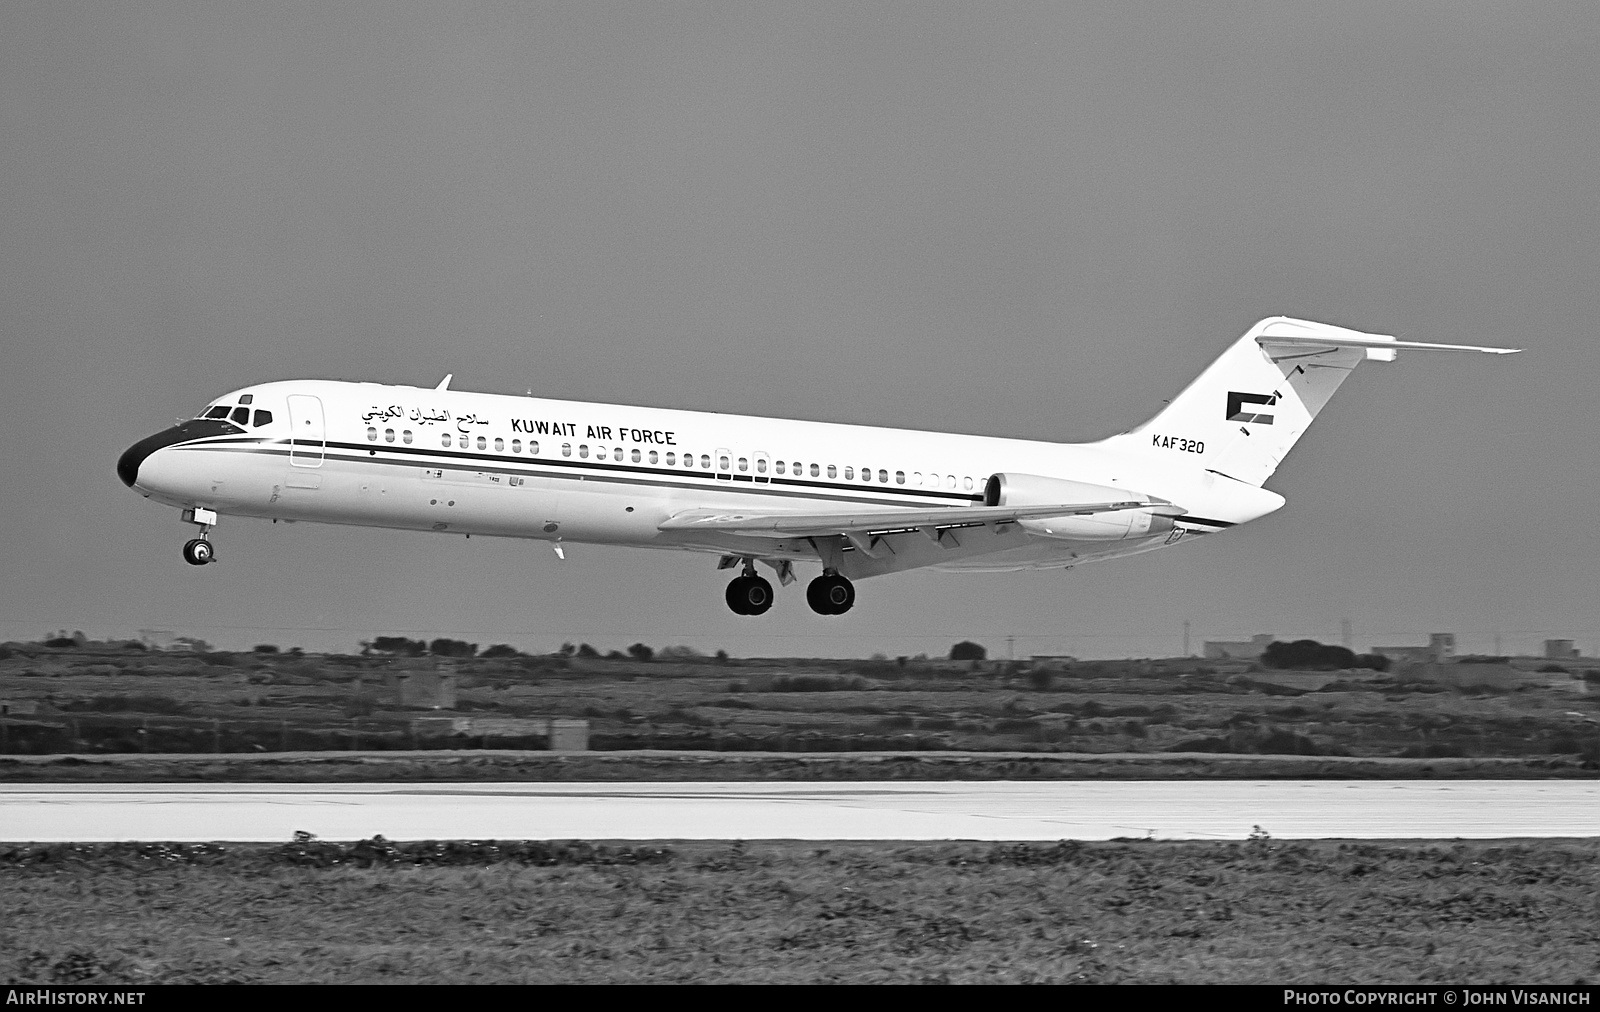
[984,472,1176,541]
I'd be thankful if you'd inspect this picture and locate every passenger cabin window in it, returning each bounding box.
[442,433,452,447]
[895,471,905,484]
[792,461,801,474]
[253,410,272,427]
[826,465,837,478]
[384,428,395,443]
[231,407,250,425]
[665,452,676,466]
[493,437,503,451]
[614,446,622,460]
[476,436,486,450]
[844,467,853,480]
[648,450,657,464]
[809,463,819,477]
[700,454,710,468]
[632,449,642,463]
[775,461,785,474]
[596,446,607,460]
[756,458,766,473]
[367,427,378,441]
[737,457,747,472]
[511,439,521,453]
[964,476,973,490]
[879,470,888,483]
[562,443,572,457]
[719,455,730,470]
[529,441,540,455]
[578,444,588,458]
[403,430,413,444]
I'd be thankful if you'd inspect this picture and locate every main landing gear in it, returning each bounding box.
[725,561,774,616]
[806,571,855,616]
[720,559,856,616]
[180,507,218,566]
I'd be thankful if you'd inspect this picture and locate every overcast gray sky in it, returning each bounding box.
[3,2,1596,658]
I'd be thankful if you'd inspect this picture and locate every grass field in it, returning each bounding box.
[3,644,1598,763]
[5,837,1599,984]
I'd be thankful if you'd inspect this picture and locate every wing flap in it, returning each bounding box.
[660,499,1174,537]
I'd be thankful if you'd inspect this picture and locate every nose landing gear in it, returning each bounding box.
[180,507,219,566]
[725,561,775,616]
[182,538,214,566]
[806,571,855,615]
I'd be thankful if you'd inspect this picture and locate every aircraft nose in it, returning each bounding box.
[117,422,201,488]
[117,433,162,487]
[117,417,250,488]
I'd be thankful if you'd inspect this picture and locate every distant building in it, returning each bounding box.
[383,658,460,709]
[1544,639,1580,660]
[1372,633,1455,668]
[1203,634,1275,660]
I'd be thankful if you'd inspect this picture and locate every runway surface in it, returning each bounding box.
[3,781,1598,842]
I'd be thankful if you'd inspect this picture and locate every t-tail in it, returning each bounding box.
[1099,317,1520,486]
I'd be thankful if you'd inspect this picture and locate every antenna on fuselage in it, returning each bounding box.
[435,374,452,391]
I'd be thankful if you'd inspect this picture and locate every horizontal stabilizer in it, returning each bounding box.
[661,499,1173,538]
[1256,319,1520,359]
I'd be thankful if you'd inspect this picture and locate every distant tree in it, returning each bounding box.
[44,637,76,649]
[558,642,576,657]
[287,646,304,657]
[252,644,280,654]
[626,643,655,662]
[714,649,729,663]
[1356,653,1390,672]
[949,641,987,661]
[429,638,478,658]
[363,636,427,657]
[656,645,703,660]
[576,643,599,658]
[480,643,520,659]
[1262,640,1363,670]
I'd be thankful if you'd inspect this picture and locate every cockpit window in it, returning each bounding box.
[252,409,273,427]
[230,406,250,424]
[203,406,231,419]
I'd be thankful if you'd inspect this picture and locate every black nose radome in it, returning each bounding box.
[117,419,245,487]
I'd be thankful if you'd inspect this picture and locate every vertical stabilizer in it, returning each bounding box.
[1101,317,1516,486]
[1101,318,1384,486]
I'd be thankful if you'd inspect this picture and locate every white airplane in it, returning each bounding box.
[118,317,1517,616]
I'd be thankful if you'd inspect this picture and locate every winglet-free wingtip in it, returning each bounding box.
[435,374,453,391]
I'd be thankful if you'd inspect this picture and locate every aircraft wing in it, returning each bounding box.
[659,499,1172,538]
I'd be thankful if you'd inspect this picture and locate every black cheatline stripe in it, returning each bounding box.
[1176,516,1235,529]
[183,442,983,511]
[241,439,984,504]
[329,439,980,502]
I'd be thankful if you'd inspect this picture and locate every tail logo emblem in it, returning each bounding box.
[1226,391,1277,425]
